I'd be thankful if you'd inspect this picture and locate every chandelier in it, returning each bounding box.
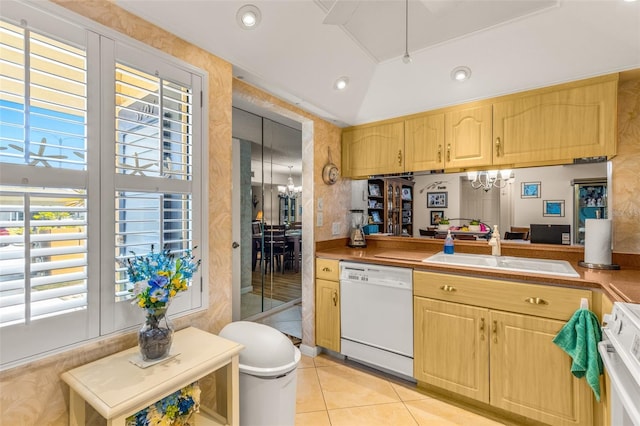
[467,170,513,191]
[278,166,302,198]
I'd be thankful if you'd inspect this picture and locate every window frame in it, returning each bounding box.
[0,1,209,370]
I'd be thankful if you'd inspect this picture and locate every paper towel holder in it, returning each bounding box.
[577,260,620,270]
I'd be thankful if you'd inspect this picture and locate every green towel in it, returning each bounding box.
[552,308,603,401]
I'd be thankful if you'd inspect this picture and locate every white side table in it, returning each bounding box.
[61,327,243,426]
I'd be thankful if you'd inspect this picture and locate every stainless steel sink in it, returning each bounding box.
[422,252,580,278]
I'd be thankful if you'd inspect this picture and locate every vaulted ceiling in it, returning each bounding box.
[115,0,640,127]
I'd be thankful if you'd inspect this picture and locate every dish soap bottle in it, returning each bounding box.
[444,230,455,254]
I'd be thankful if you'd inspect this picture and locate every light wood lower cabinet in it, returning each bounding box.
[315,259,340,352]
[414,271,594,426]
[414,298,489,402]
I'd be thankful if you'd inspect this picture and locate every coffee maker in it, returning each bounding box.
[348,209,367,248]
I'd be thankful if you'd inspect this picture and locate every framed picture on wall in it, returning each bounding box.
[430,210,444,225]
[521,182,541,198]
[543,200,565,217]
[427,192,448,208]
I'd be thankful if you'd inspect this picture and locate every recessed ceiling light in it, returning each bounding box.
[237,5,261,29]
[451,66,472,82]
[334,76,349,91]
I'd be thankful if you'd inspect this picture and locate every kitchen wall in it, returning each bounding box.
[612,76,640,254]
[0,1,346,424]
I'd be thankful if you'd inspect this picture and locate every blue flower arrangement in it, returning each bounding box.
[126,245,201,315]
[125,382,201,426]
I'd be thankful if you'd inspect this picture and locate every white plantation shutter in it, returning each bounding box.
[0,9,99,366]
[0,19,88,171]
[0,187,88,325]
[106,44,203,332]
[0,2,206,367]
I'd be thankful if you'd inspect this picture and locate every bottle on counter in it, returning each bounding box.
[444,230,455,254]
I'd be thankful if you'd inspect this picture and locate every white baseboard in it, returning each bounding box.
[300,344,321,357]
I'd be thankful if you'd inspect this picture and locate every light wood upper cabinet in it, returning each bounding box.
[404,113,445,171]
[492,75,618,166]
[444,104,493,169]
[341,121,404,178]
[341,73,618,175]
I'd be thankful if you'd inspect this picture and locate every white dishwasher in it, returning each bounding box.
[340,261,414,379]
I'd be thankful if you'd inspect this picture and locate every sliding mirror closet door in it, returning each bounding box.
[232,107,302,320]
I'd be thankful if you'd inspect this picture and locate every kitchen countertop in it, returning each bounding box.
[316,236,640,304]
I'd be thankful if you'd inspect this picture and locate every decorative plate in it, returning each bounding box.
[322,162,339,185]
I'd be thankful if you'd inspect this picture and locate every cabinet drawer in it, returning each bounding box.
[316,258,340,281]
[414,271,591,321]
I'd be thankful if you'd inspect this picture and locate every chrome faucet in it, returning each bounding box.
[488,225,501,256]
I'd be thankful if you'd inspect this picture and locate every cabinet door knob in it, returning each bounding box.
[495,137,501,157]
[437,144,442,162]
[447,144,451,162]
[322,267,332,272]
[439,284,456,292]
[524,297,548,305]
[492,320,498,343]
[398,149,403,166]
[332,290,338,306]
[480,318,485,341]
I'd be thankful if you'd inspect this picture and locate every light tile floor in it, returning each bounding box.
[295,354,507,426]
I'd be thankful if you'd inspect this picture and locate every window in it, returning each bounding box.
[0,3,206,368]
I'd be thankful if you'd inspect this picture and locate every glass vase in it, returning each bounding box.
[138,307,174,361]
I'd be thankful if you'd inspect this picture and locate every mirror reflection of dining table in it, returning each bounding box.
[252,228,302,273]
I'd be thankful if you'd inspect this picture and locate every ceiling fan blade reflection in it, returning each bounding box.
[323,0,361,25]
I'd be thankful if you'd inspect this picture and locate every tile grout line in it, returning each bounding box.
[312,358,334,425]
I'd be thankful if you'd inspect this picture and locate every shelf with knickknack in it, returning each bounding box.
[573,177,608,245]
[367,177,414,236]
[367,178,385,225]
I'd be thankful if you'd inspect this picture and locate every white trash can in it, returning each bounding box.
[220,321,301,426]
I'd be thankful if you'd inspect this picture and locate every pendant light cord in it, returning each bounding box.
[403,0,412,63]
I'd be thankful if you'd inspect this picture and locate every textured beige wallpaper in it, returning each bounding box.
[612,77,640,253]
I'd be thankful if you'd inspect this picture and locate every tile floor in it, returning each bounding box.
[295,354,506,426]
[255,304,505,425]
